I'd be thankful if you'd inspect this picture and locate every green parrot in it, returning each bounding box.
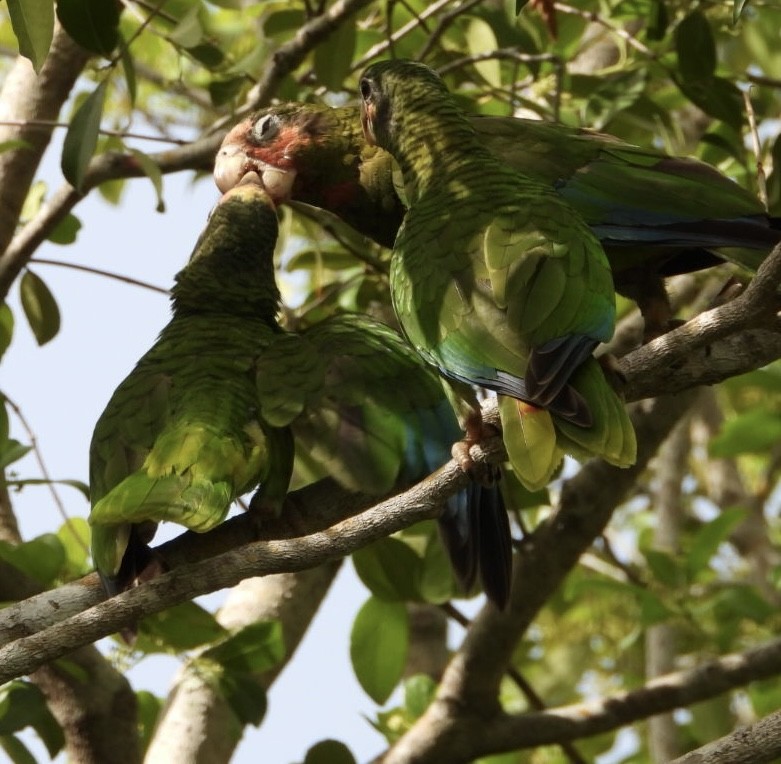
[214,101,779,335]
[354,58,635,490]
[89,175,511,605]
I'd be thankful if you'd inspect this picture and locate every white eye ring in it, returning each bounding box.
[254,114,277,142]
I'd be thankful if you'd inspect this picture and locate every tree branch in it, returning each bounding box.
[145,564,341,764]
[670,706,781,764]
[0,459,471,684]
[0,23,90,263]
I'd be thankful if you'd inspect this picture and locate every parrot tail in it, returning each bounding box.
[90,472,234,533]
[439,479,513,609]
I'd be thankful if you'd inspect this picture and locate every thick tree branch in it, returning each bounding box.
[621,242,781,401]
[146,564,341,764]
[0,23,90,263]
[670,706,781,764]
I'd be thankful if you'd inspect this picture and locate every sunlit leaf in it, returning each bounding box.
[0,680,63,758]
[61,80,108,192]
[350,597,408,704]
[168,3,203,48]
[466,18,501,88]
[56,0,119,56]
[19,270,60,346]
[7,0,54,72]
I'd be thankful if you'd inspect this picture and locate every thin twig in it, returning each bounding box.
[743,88,768,209]
[2,395,89,554]
[0,119,190,145]
[30,258,170,295]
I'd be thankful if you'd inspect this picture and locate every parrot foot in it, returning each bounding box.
[452,411,502,487]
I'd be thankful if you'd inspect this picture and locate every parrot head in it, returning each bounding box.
[214,104,366,204]
[359,59,453,153]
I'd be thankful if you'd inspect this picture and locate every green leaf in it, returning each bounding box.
[0,681,63,758]
[709,407,781,457]
[136,601,226,652]
[0,140,32,155]
[208,77,246,107]
[313,21,356,90]
[350,597,408,704]
[687,508,746,579]
[303,740,357,764]
[61,80,108,192]
[714,584,774,624]
[0,735,36,764]
[515,0,530,14]
[136,691,161,755]
[118,33,137,107]
[0,399,7,444]
[646,0,668,41]
[217,672,267,726]
[353,537,422,601]
[675,12,716,82]
[0,535,66,586]
[56,0,119,56]
[466,18,501,88]
[733,0,750,24]
[418,524,458,603]
[7,0,54,72]
[403,674,436,719]
[677,76,743,131]
[47,213,82,245]
[202,621,285,674]
[168,3,203,48]
[128,149,166,213]
[19,270,60,346]
[642,549,682,588]
[186,43,225,69]
[0,440,31,470]
[0,304,13,362]
[58,518,91,575]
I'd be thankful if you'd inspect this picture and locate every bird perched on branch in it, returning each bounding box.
[215,100,779,338]
[89,175,511,606]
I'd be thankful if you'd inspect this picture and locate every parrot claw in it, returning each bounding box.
[451,410,502,487]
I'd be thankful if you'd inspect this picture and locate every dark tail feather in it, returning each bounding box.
[438,482,513,609]
[476,483,512,609]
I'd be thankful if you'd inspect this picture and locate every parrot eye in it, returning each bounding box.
[253,114,278,143]
[359,78,372,102]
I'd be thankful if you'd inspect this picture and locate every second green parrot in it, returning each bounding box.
[355,59,636,490]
